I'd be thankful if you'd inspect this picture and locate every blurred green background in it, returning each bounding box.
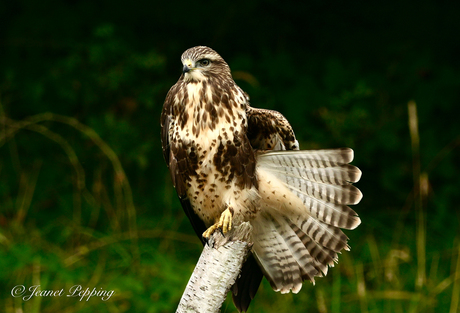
[1,0,460,312]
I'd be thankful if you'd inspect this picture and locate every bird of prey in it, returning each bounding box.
[161,46,362,312]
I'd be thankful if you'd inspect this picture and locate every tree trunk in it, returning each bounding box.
[176,222,253,313]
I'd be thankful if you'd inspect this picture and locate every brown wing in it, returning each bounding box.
[246,106,299,151]
[161,84,207,245]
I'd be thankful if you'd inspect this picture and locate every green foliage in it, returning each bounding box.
[1,1,460,312]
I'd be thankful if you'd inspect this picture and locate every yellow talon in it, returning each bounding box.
[202,224,218,239]
[202,207,233,239]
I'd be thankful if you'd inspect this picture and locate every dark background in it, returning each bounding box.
[1,1,460,312]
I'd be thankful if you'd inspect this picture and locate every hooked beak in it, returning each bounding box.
[183,64,191,73]
[182,59,193,74]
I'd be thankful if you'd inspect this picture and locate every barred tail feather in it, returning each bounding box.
[252,148,362,294]
[257,148,358,169]
[290,189,360,229]
[260,163,361,183]
[285,178,362,205]
[291,223,336,275]
[258,148,361,183]
[252,210,303,293]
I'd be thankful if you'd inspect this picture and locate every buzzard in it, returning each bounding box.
[161,46,362,312]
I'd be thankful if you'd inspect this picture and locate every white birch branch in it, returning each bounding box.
[176,222,253,313]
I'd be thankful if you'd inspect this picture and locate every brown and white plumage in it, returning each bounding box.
[161,46,362,312]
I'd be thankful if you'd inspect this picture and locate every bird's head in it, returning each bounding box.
[180,46,232,83]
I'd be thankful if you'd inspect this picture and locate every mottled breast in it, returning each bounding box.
[172,80,259,225]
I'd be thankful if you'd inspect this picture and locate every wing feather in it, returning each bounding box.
[246,106,299,151]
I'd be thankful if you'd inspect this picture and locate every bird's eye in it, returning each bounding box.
[198,59,210,67]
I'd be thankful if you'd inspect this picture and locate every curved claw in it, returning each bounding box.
[202,207,233,239]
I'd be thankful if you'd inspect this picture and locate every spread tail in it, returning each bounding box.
[252,148,362,293]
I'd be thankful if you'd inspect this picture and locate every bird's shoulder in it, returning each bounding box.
[246,106,299,151]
